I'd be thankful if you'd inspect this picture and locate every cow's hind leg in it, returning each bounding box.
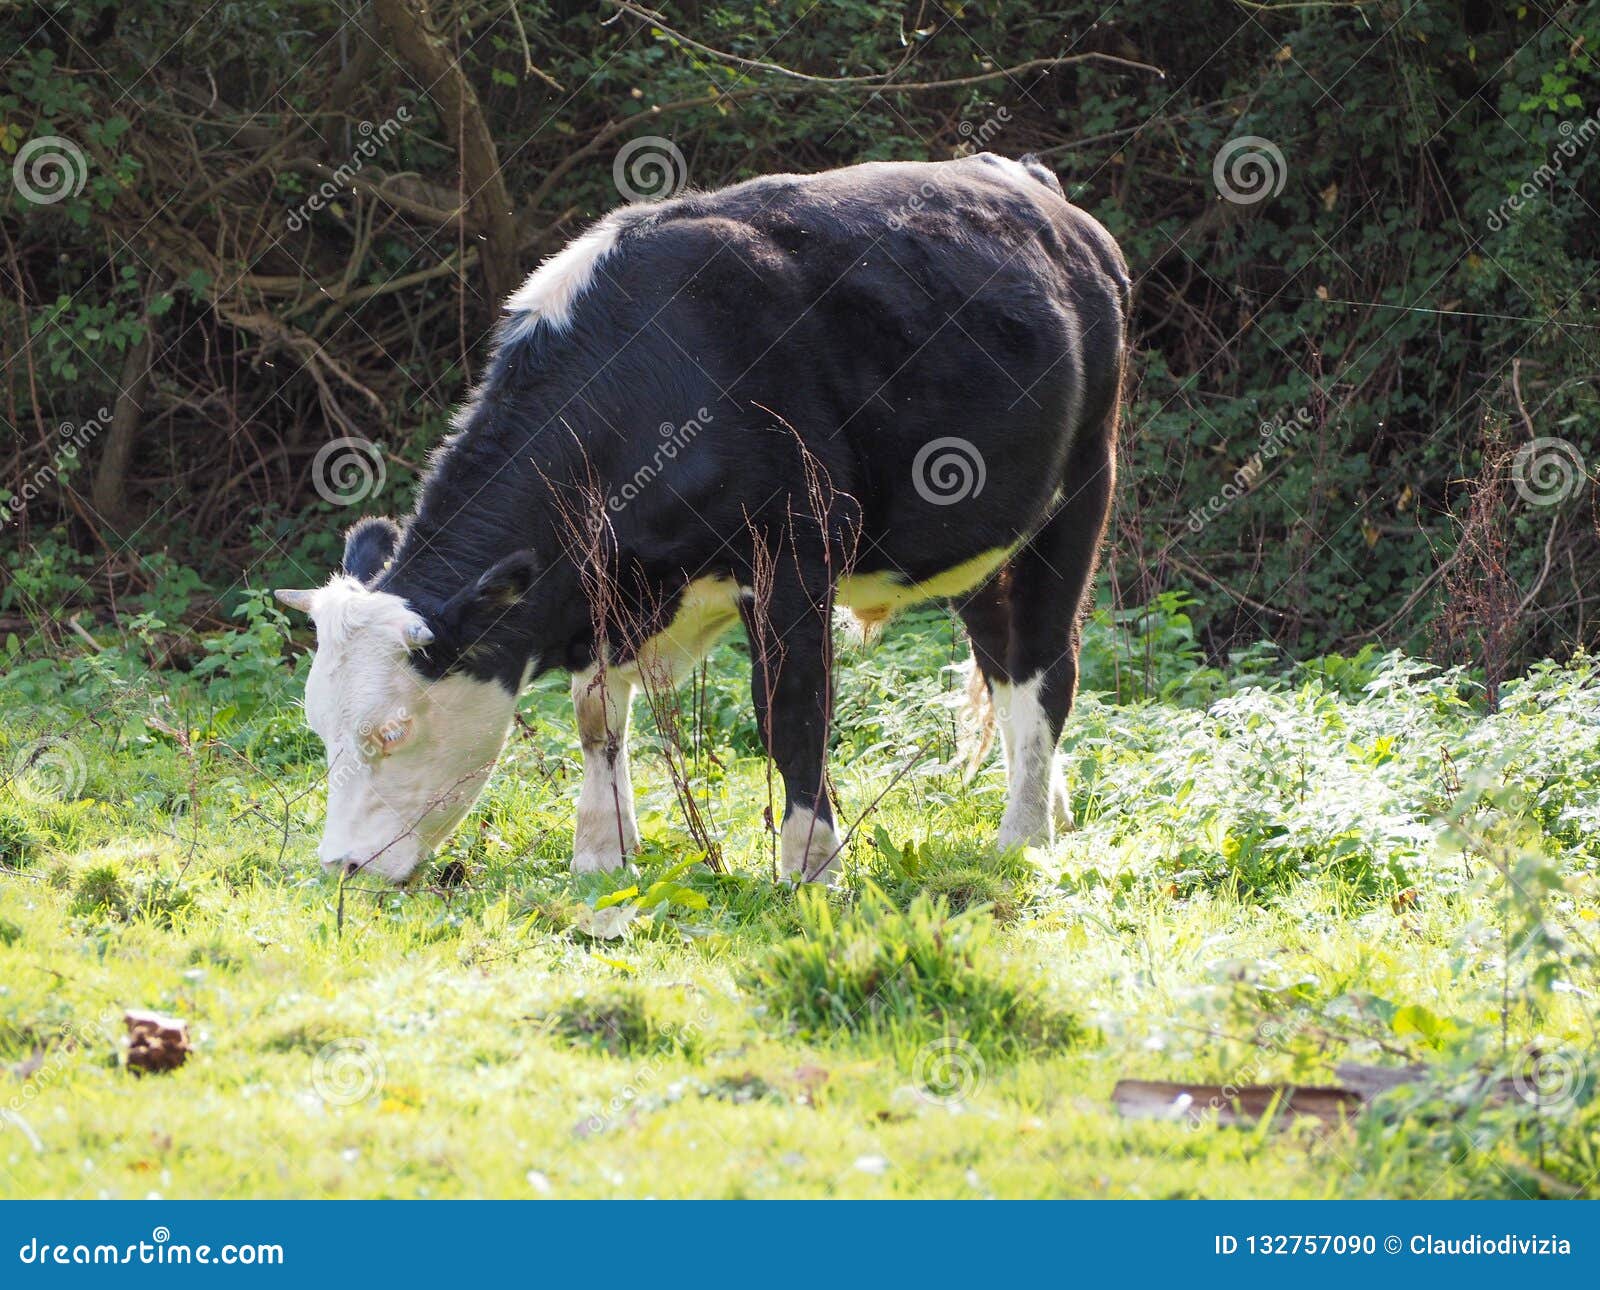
[990,427,1115,848]
[956,577,1067,847]
[571,666,639,873]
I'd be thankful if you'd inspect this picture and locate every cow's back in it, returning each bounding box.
[585,156,1126,579]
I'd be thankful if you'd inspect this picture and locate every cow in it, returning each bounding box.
[274,152,1130,885]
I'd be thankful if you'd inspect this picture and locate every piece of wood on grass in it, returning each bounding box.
[1112,1078,1361,1128]
[124,1010,191,1074]
[1334,1061,1523,1103]
[1330,1062,1428,1100]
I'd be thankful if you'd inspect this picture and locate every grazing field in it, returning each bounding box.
[2,602,1597,1199]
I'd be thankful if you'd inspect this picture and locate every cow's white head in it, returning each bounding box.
[276,520,537,883]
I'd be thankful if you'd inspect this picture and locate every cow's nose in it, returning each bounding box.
[321,854,363,877]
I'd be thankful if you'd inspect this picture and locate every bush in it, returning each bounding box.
[69,863,129,920]
[865,830,1037,923]
[541,988,671,1058]
[742,886,1080,1057]
[5,2,1597,667]
[68,862,193,927]
[0,809,42,868]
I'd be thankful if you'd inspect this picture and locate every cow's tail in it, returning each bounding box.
[1019,154,1065,198]
[960,654,997,782]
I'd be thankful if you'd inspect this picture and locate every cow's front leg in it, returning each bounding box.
[745,587,839,883]
[571,666,639,873]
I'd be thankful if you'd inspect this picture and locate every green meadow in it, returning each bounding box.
[2,599,1596,1198]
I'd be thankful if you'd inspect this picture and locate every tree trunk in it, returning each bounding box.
[90,297,158,529]
[372,0,521,308]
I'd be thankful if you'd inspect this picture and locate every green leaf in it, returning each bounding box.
[1391,1004,1441,1043]
[594,884,639,910]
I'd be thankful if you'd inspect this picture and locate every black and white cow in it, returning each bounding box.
[275,153,1129,884]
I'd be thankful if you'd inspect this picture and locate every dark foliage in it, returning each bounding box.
[2,1,1596,671]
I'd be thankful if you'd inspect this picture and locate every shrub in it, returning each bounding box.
[742,886,1079,1057]
[541,988,668,1058]
[865,830,1036,923]
[0,809,42,868]
[68,863,193,927]
[70,864,130,920]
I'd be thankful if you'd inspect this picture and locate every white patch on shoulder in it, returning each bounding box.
[781,806,840,883]
[978,152,1038,183]
[991,675,1064,848]
[502,215,625,341]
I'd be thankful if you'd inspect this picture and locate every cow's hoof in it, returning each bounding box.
[995,818,1049,851]
[571,848,628,874]
[780,809,841,883]
[783,853,841,885]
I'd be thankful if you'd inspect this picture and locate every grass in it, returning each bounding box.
[1,603,1597,1198]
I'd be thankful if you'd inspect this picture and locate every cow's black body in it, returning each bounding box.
[352,154,1130,870]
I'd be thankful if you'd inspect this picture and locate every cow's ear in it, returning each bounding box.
[469,550,540,609]
[343,517,402,582]
[436,551,540,651]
